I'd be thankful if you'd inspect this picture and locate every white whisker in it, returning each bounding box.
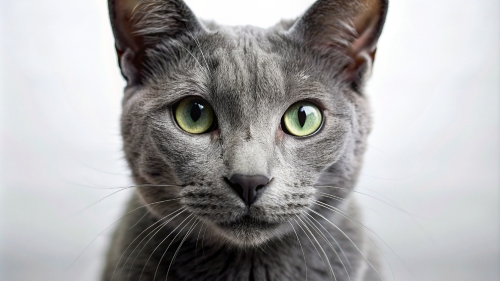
[306,207,385,281]
[318,192,383,216]
[125,209,188,281]
[113,207,185,281]
[165,219,200,280]
[296,215,336,281]
[194,220,205,269]
[303,214,352,281]
[288,220,308,281]
[314,200,397,281]
[70,185,180,216]
[69,198,179,271]
[143,214,194,281]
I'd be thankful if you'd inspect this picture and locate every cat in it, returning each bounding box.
[101,0,388,280]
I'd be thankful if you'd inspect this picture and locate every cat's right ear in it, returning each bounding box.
[109,0,204,85]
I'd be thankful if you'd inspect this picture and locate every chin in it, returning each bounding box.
[210,216,285,247]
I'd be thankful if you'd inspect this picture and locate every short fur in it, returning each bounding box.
[102,0,388,280]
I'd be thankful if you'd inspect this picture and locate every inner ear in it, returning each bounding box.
[108,0,205,85]
[109,0,142,53]
[346,0,387,79]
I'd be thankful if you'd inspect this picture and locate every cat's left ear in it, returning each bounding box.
[108,0,205,85]
[289,0,388,86]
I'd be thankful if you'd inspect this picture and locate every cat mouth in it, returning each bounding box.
[217,215,281,231]
[212,214,285,246]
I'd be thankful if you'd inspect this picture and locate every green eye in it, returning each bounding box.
[174,97,215,134]
[282,102,322,137]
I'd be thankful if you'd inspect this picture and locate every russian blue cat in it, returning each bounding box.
[102,0,388,280]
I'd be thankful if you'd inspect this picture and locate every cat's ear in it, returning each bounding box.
[108,0,204,85]
[289,0,388,86]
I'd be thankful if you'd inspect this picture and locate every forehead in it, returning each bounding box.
[208,32,287,108]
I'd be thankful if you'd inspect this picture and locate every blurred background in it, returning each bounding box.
[0,0,498,280]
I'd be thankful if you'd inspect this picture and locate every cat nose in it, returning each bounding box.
[226,174,270,206]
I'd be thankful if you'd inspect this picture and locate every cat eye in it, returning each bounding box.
[282,101,322,137]
[174,97,216,134]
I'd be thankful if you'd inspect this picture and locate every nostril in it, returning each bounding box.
[256,184,265,192]
[224,177,244,199]
[226,174,270,206]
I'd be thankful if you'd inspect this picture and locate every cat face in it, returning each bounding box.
[111,0,387,247]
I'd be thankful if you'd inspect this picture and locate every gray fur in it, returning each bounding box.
[102,0,388,280]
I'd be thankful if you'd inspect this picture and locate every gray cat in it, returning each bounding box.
[102,0,388,280]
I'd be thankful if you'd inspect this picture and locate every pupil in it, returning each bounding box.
[190,103,202,122]
[298,106,307,127]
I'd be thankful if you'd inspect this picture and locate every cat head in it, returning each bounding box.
[109,0,388,247]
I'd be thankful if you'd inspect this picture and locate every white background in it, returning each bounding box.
[0,0,498,280]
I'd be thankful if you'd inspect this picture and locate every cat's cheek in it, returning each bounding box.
[135,186,183,218]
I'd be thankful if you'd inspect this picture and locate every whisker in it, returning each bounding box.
[303,213,352,281]
[141,213,194,281]
[201,225,208,265]
[68,198,179,271]
[315,187,424,219]
[296,215,336,281]
[70,184,181,216]
[318,192,383,216]
[124,208,187,281]
[194,220,205,269]
[306,207,385,281]
[165,219,200,281]
[317,185,436,244]
[313,200,398,281]
[78,164,129,176]
[129,208,153,230]
[71,181,179,190]
[294,217,325,275]
[288,220,308,281]
[112,207,185,281]
[302,215,347,281]
[76,187,130,214]
[305,211,353,270]
[67,180,130,190]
